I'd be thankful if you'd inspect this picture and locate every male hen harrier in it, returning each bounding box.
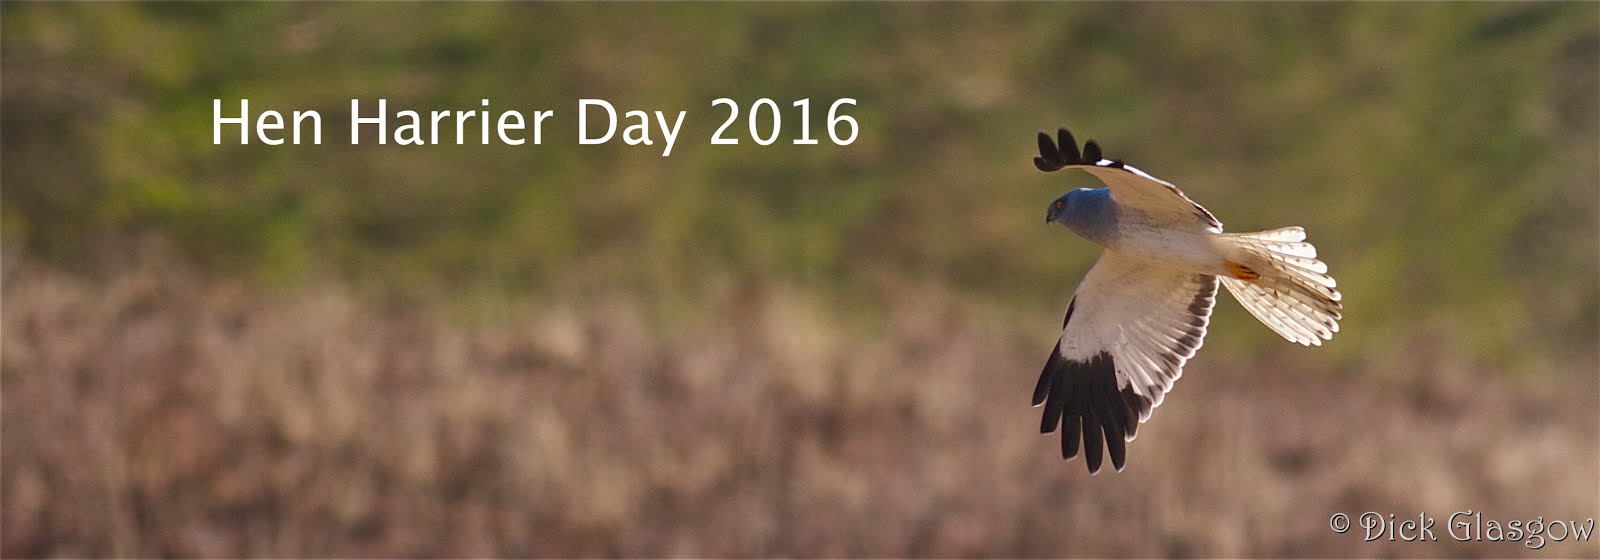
[1031,127,1342,474]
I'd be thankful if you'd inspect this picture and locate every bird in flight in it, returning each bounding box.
[1030,127,1342,474]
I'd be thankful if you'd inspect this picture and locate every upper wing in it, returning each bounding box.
[1032,250,1218,474]
[1034,128,1222,232]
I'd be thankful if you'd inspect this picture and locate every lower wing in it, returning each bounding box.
[1033,251,1218,473]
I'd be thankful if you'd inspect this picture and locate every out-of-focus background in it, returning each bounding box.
[3,3,1596,558]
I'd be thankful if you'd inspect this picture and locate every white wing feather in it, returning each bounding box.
[1057,251,1218,417]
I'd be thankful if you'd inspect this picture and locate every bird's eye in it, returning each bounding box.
[1054,200,1064,209]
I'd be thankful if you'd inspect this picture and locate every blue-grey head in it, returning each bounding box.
[1044,187,1118,244]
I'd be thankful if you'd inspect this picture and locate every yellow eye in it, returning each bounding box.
[1054,200,1064,209]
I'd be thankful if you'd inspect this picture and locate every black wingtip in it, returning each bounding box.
[1034,127,1085,172]
[1036,345,1064,431]
[1056,128,1081,164]
[1032,126,1130,175]
[1031,371,1051,408]
[1034,132,1064,171]
[1061,416,1081,461]
[1082,417,1104,474]
[1107,425,1127,471]
[1034,350,1150,475]
[1082,140,1103,163]
[1032,340,1066,407]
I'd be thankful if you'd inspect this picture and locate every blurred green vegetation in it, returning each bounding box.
[4,3,1596,367]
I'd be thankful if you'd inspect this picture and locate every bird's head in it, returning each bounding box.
[1045,187,1117,244]
[1045,188,1094,226]
[1044,194,1068,225]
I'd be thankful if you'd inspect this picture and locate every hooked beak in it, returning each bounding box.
[1045,210,1056,224]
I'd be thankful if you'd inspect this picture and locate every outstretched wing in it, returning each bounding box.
[1035,128,1222,232]
[1032,250,1218,474]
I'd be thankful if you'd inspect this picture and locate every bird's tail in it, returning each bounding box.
[1216,226,1342,345]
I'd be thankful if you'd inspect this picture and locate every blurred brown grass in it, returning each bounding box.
[4,244,1594,558]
